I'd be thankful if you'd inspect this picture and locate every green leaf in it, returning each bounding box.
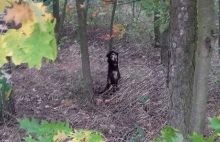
[0,75,12,93]
[18,117,40,134]
[209,117,220,131]
[136,125,144,138]
[129,137,138,142]
[137,96,149,104]
[159,22,169,33]
[88,133,103,142]
[0,10,57,69]
[73,130,86,141]
[216,79,220,84]
[161,126,184,142]
[24,135,37,142]
[189,133,215,142]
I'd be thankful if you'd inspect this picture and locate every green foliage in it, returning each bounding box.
[128,125,145,142]
[18,117,105,142]
[0,71,12,96]
[0,70,13,120]
[18,117,72,142]
[0,21,57,69]
[137,95,149,104]
[209,117,220,134]
[152,126,184,142]
[152,117,220,142]
[140,0,170,33]
[0,1,57,69]
[189,133,215,142]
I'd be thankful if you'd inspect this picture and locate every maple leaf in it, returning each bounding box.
[20,23,56,68]
[4,2,33,26]
[112,24,125,39]
[18,20,35,37]
[0,0,18,12]
[29,2,54,31]
[0,2,57,69]
[1,29,26,65]
[1,21,57,69]
[53,131,68,142]
[0,36,7,66]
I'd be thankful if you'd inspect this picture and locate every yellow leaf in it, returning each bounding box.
[5,88,12,100]
[18,20,35,37]
[53,131,68,142]
[112,24,125,39]
[4,2,33,26]
[29,2,54,31]
[0,0,18,13]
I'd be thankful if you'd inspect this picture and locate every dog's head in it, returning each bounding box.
[106,51,118,65]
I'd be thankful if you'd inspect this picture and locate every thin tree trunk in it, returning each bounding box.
[53,0,60,34]
[190,0,216,134]
[132,0,135,21]
[219,0,220,54]
[154,9,160,48]
[76,0,93,98]
[109,0,117,51]
[160,29,169,65]
[57,0,68,41]
[160,0,169,66]
[85,0,90,20]
[168,0,197,137]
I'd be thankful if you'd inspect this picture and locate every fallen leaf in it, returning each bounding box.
[80,4,85,9]
[53,131,68,142]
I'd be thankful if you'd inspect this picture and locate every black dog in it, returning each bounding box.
[99,51,121,94]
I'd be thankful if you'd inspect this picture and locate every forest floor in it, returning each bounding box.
[0,26,220,142]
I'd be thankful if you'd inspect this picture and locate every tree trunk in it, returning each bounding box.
[57,0,68,42]
[76,0,93,98]
[160,29,169,65]
[160,0,169,66]
[190,0,216,134]
[168,0,197,137]
[154,10,160,48]
[109,0,117,51]
[53,0,60,35]
[219,0,220,54]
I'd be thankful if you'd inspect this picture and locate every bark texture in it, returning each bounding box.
[58,0,68,41]
[168,0,197,136]
[154,6,160,48]
[53,0,60,34]
[109,0,117,51]
[190,0,216,134]
[76,0,93,98]
[160,29,169,65]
